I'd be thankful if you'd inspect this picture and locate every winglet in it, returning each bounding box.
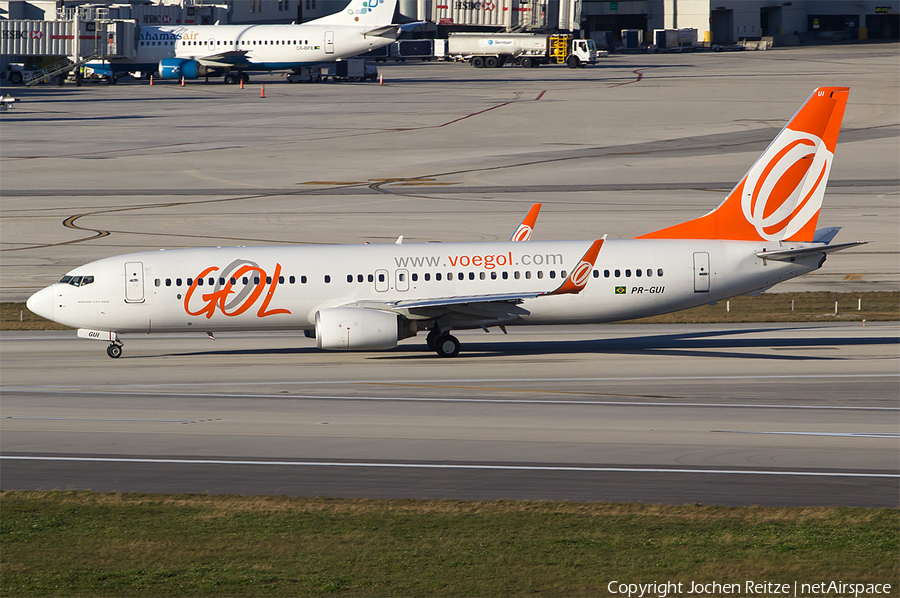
[510,204,542,241]
[544,236,605,296]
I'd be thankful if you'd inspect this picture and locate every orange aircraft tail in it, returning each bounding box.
[636,87,849,243]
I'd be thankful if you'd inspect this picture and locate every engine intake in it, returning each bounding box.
[315,307,414,351]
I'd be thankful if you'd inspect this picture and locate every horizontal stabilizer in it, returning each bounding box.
[362,25,401,38]
[756,241,867,261]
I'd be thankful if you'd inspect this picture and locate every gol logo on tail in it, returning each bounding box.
[184,260,291,319]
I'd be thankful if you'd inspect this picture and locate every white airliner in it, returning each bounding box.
[27,87,865,358]
[89,0,407,84]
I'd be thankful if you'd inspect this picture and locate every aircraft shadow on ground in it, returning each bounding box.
[167,327,899,361]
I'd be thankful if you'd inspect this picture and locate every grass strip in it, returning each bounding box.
[1,291,897,331]
[1,492,897,597]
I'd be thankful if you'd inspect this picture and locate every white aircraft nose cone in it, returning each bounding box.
[26,285,54,321]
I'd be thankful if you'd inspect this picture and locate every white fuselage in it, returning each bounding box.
[32,238,821,335]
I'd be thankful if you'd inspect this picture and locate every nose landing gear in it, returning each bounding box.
[106,341,123,358]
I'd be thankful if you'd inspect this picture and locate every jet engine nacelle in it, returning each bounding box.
[316,307,414,351]
[158,58,201,79]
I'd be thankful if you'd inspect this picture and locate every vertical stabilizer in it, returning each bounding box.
[637,87,849,242]
[308,0,398,26]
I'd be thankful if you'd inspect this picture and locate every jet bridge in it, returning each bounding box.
[1,10,138,84]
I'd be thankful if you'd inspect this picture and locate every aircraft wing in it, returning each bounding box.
[756,241,868,262]
[195,50,251,67]
[353,238,605,321]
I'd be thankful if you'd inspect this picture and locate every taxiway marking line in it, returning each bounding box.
[2,456,896,478]
[363,382,678,399]
[716,430,900,439]
[2,390,896,410]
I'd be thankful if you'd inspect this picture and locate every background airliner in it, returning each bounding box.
[89,0,406,84]
[27,88,865,358]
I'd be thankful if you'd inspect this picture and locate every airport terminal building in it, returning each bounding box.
[1,0,897,41]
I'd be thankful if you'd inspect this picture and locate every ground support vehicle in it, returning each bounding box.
[325,59,378,82]
[448,33,598,68]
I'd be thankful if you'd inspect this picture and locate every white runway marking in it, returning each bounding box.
[3,390,896,411]
[2,456,897,478]
[717,430,900,439]
[1,417,200,423]
[4,373,898,391]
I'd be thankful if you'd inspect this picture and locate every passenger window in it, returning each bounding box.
[490,272,497,280]
[525,271,531,279]
[210,277,216,285]
[435,273,442,281]
[289,276,295,284]
[658,268,664,277]
[604,269,610,278]
[231,277,237,285]
[254,277,260,285]
[357,274,364,283]
[514,271,520,280]
[197,278,203,286]
[367,274,374,283]
[301,276,308,284]
[155,279,161,287]
[480,272,485,280]
[561,271,566,278]
[636,269,642,277]
[502,272,508,280]
[614,269,621,277]
[458,273,464,281]
[187,278,193,286]
[279,276,285,284]
[625,269,631,277]
[378,273,385,282]
[324,275,331,283]
[347,274,353,283]
[424,273,431,281]
[242,277,248,284]
[176,278,183,287]
[166,279,172,287]
[412,273,418,282]
[468,272,475,280]
[399,273,406,282]
[646,269,652,277]
[537,271,543,279]
[266,276,272,284]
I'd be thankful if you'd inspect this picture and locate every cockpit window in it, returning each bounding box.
[58,275,94,287]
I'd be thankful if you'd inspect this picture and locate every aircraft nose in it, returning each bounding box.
[26,285,54,321]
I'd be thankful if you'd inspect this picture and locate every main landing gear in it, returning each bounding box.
[426,327,460,358]
[106,341,123,359]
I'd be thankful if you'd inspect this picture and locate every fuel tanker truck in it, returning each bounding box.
[447,32,601,68]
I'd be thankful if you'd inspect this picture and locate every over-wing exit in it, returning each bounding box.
[27,88,865,358]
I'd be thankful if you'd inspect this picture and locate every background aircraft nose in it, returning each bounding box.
[26,286,54,321]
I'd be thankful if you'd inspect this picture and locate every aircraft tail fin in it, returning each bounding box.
[309,0,398,26]
[636,87,849,243]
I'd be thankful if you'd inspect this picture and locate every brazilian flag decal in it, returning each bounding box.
[615,287,626,294]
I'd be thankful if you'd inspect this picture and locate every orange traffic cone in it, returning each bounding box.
[260,84,265,98]
[149,74,153,86]
[239,77,244,90]
[379,73,383,85]
[180,76,185,87]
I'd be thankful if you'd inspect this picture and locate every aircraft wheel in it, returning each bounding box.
[224,72,239,84]
[240,72,250,83]
[434,334,460,358]
[107,344,122,359]
[471,56,485,68]
[566,55,580,68]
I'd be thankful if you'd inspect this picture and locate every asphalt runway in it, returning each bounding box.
[2,323,898,506]
[1,44,898,506]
